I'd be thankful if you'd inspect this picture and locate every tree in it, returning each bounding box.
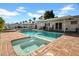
[24,21,27,24]
[32,21,34,24]
[29,19,32,23]
[23,21,25,24]
[39,16,43,20]
[0,17,5,32]
[25,20,27,23]
[33,17,36,21]
[33,17,36,23]
[44,10,55,19]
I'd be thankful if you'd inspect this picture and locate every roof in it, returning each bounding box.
[36,15,79,23]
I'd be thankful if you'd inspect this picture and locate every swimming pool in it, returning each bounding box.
[12,37,49,56]
[22,31,38,36]
[21,30,63,40]
[12,30,63,56]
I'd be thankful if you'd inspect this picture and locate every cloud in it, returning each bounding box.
[62,5,75,11]
[57,4,75,17]
[0,8,20,18]
[27,12,41,18]
[27,10,45,18]
[37,10,45,14]
[16,6,26,12]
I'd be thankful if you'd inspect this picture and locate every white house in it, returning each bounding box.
[5,15,79,33]
[36,15,79,32]
[5,23,36,30]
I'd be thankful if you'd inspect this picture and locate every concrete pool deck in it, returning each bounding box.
[0,32,27,56]
[0,32,79,56]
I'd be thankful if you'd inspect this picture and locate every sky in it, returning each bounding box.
[0,3,79,23]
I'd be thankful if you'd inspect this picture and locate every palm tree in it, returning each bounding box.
[29,19,32,23]
[39,16,43,20]
[25,20,27,24]
[33,17,36,23]
[25,20,27,22]
[0,17,5,32]
[32,21,34,24]
[23,21,25,24]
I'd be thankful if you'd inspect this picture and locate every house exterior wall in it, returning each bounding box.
[5,24,28,29]
[50,19,79,32]
[64,18,79,32]
[36,22,45,29]
[50,20,64,31]
[5,15,79,32]
[36,16,79,32]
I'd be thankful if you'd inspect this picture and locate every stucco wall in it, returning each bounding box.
[36,22,45,29]
[65,18,79,31]
[36,17,79,32]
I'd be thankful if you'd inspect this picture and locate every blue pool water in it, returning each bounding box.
[22,31,38,36]
[12,37,49,56]
[22,30,63,40]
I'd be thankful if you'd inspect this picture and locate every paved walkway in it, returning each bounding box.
[0,32,79,56]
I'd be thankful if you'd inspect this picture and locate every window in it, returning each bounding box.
[71,21,77,24]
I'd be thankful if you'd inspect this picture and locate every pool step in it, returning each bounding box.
[23,44,45,55]
[13,45,28,56]
[23,44,39,54]
[13,44,46,56]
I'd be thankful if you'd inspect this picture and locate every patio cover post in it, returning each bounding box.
[64,19,66,33]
